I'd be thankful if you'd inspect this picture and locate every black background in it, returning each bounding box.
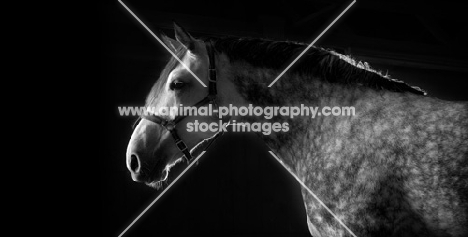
[101,0,468,236]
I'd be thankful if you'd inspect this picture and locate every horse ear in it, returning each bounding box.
[160,31,179,53]
[173,21,196,51]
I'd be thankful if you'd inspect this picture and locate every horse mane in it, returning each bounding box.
[209,36,427,95]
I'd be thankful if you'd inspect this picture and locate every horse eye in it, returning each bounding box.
[170,81,186,90]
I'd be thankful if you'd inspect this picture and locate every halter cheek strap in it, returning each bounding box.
[206,39,217,95]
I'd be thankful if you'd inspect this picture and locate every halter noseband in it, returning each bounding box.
[141,40,220,162]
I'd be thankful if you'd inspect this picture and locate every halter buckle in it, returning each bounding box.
[175,139,188,151]
[208,68,217,82]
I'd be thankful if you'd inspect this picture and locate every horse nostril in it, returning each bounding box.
[128,153,145,182]
[130,154,140,173]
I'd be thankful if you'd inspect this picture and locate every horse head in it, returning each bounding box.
[125,23,238,188]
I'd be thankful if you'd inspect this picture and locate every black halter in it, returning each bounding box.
[140,40,220,162]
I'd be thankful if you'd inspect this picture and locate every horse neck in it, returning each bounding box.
[225,60,414,172]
